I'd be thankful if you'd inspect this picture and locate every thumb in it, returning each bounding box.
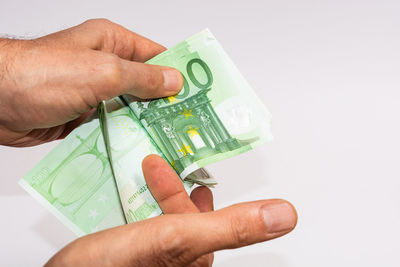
[119,59,184,99]
[157,199,297,265]
[93,52,183,102]
[45,199,296,267]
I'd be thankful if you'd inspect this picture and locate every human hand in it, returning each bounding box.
[46,155,297,267]
[0,19,183,146]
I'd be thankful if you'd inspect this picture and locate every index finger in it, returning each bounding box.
[142,154,200,214]
[43,19,166,62]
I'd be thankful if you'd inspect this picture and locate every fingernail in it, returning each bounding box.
[261,202,297,234]
[163,69,182,92]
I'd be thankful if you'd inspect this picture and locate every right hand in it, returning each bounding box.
[46,155,297,266]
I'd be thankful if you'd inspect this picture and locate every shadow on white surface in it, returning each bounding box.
[0,174,25,196]
[0,142,58,196]
[31,212,76,250]
[216,252,289,267]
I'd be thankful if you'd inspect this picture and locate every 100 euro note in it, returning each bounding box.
[124,29,273,178]
[19,97,208,236]
[19,29,273,236]
[19,112,126,236]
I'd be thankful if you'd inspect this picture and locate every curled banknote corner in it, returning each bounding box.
[19,29,271,236]
[186,168,216,187]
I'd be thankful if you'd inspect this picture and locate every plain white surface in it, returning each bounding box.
[1,0,400,266]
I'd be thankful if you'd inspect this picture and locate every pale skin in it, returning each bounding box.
[0,19,297,266]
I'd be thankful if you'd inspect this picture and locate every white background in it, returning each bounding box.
[1,0,399,266]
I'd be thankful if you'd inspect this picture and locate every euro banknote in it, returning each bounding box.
[20,29,272,236]
[19,111,126,236]
[19,95,211,236]
[123,29,272,178]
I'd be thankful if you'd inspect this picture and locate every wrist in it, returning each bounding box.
[0,38,10,84]
[0,38,19,92]
[0,38,26,86]
[0,38,26,145]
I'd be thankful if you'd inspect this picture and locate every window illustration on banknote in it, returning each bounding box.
[136,58,244,174]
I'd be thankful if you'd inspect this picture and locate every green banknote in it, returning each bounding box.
[19,97,206,236]
[124,29,272,178]
[20,29,272,236]
[19,112,126,236]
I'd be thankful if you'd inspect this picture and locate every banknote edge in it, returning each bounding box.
[18,179,85,237]
[146,28,212,64]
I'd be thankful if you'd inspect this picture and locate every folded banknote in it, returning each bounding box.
[123,29,273,178]
[20,29,272,236]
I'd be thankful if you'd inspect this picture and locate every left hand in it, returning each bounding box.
[0,19,183,146]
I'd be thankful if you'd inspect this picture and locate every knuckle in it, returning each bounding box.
[83,18,112,27]
[229,215,251,247]
[155,217,191,264]
[142,68,162,93]
[101,55,122,88]
[188,256,211,267]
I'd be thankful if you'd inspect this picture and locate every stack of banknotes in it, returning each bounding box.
[20,29,273,236]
